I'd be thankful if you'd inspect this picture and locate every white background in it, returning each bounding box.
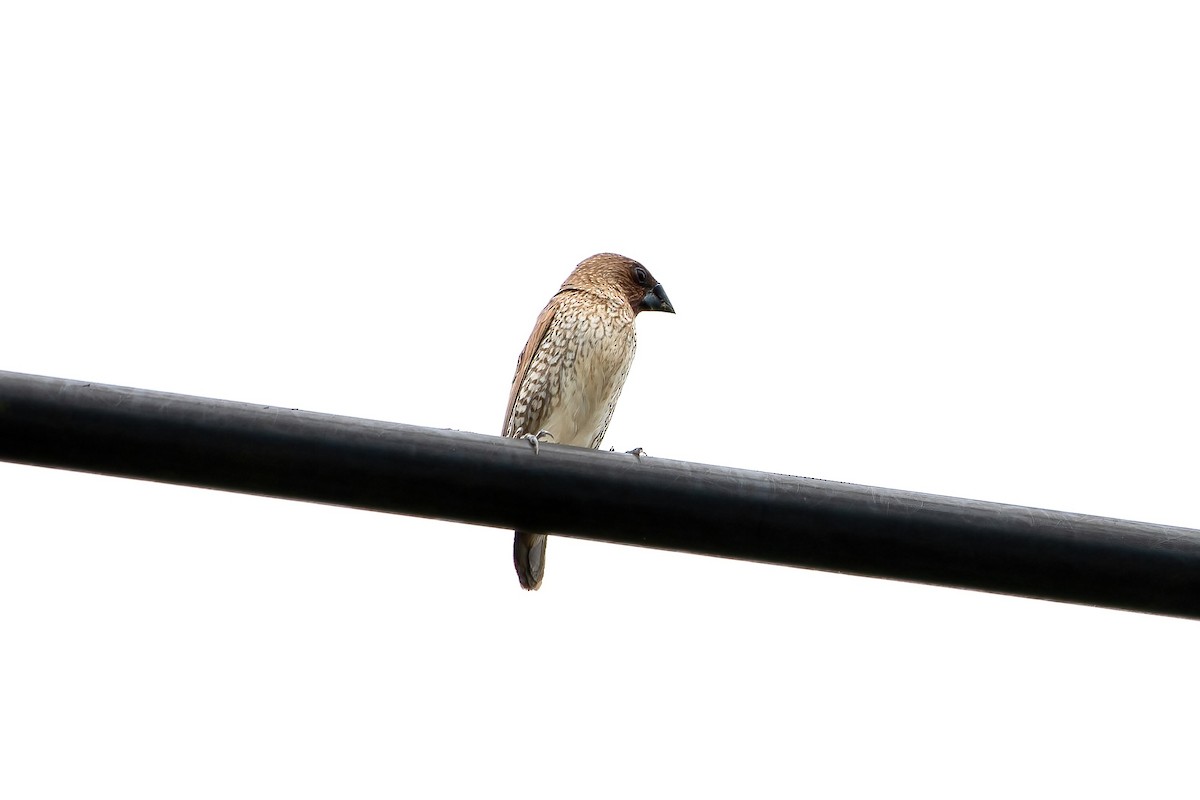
[2,2,1198,797]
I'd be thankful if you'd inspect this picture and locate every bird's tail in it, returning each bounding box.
[513,531,547,590]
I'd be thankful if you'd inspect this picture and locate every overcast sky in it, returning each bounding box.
[3,2,1198,797]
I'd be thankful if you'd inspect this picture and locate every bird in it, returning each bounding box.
[502,252,675,590]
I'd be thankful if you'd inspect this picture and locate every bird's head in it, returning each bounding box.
[562,253,676,316]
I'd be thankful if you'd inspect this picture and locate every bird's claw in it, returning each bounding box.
[523,430,555,455]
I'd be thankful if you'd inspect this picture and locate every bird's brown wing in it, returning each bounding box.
[502,290,568,438]
[505,291,574,591]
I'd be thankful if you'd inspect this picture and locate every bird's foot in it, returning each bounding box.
[626,447,648,458]
[523,430,555,455]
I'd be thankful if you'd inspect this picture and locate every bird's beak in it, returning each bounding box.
[640,283,675,314]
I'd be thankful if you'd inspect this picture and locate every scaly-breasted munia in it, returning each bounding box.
[502,252,675,590]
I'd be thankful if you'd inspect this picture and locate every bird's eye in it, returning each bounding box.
[633,266,649,286]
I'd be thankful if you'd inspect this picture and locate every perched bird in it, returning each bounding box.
[502,253,675,590]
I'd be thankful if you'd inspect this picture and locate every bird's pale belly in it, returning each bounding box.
[541,328,634,448]
[538,379,617,447]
